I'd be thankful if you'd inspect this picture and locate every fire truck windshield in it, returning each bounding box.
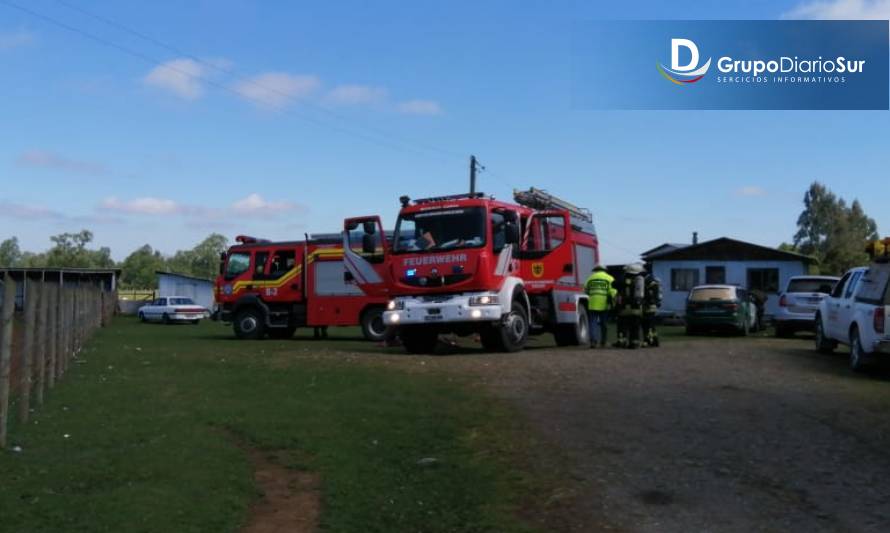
[393,207,486,253]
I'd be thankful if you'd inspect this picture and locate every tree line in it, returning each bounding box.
[0,231,228,290]
[782,181,879,276]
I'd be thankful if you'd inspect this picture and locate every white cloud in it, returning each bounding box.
[101,196,181,215]
[143,58,206,100]
[734,186,767,197]
[231,193,298,213]
[785,0,890,19]
[233,73,320,109]
[16,149,107,176]
[99,193,300,218]
[0,28,35,51]
[325,84,388,105]
[397,99,443,116]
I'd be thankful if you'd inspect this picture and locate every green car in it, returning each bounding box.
[685,285,758,336]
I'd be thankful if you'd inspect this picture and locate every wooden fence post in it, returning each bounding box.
[47,283,56,390]
[35,281,47,406]
[55,285,64,380]
[19,277,38,423]
[0,275,16,448]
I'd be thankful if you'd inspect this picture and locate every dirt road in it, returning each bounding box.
[385,335,890,532]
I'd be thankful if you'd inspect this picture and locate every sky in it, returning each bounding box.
[0,0,888,265]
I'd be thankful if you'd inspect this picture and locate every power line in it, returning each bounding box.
[53,0,467,163]
[0,0,459,162]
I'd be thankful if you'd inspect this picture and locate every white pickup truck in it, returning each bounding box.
[815,261,890,370]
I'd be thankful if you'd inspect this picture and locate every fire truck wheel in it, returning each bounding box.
[400,326,439,354]
[234,307,266,340]
[360,308,388,342]
[481,299,529,352]
[554,306,589,346]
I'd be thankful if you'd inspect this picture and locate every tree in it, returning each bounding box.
[0,237,22,266]
[793,182,879,275]
[120,245,166,289]
[166,233,229,280]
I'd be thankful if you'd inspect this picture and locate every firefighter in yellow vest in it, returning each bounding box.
[584,265,616,348]
[614,263,646,349]
[642,275,663,347]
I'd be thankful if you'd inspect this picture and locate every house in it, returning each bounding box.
[643,237,816,318]
[156,271,215,310]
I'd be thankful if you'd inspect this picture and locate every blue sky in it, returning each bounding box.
[0,0,887,264]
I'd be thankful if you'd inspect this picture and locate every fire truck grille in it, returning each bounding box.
[400,273,471,288]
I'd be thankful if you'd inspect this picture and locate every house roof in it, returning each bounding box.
[641,243,690,259]
[647,237,817,264]
[156,271,214,284]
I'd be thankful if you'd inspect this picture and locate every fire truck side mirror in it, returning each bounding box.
[344,271,355,283]
[218,252,227,275]
[363,221,377,235]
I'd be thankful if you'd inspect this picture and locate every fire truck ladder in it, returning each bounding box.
[513,187,593,223]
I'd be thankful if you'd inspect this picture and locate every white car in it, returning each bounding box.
[815,263,890,370]
[138,297,209,324]
[774,275,839,337]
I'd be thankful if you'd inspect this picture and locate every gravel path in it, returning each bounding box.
[371,336,890,532]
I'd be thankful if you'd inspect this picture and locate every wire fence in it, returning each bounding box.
[0,271,116,449]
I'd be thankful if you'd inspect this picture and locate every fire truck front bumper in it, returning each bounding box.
[383,293,503,326]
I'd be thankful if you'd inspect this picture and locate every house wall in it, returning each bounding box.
[650,259,808,318]
[158,274,215,309]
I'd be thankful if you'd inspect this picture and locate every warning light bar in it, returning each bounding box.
[235,235,270,244]
[866,238,890,261]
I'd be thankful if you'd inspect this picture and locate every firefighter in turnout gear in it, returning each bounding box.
[642,275,663,347]
[584,265,616,348]
[614,263,646,349]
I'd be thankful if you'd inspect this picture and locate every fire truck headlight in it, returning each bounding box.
[387,299,404,311]
[469,295,498,306]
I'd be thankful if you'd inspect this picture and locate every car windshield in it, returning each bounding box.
[787,278,837,294]
[169,298,196,305]
[392,207,486,253]
[689,287,735,301]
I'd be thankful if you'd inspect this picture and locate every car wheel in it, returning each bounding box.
[190,319,200,325]
[139,312,147,323]
[162,313,171,325]
[849,326,869,372]
[233,307,265,340]
[815,315,836,354]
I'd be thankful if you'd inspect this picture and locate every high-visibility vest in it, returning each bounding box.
[584,271,616,311]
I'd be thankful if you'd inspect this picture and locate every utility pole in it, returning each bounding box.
[469,155,484,195]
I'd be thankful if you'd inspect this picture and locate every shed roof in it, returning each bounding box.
[156,271,214,284]
[648,237,816,264]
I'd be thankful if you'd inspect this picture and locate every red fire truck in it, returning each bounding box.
[215,234,390,341]
[342,188,599,353]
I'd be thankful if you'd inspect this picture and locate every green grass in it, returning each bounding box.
[0,318,540,533]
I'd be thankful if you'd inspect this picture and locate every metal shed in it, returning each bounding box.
[156,271,215,310]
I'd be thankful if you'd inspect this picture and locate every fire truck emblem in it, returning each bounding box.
[532,262,545,278]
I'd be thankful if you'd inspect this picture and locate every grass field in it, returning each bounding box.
[0,318,541,533]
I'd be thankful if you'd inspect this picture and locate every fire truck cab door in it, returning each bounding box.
[342,216,390,296]
[520,210,572,283]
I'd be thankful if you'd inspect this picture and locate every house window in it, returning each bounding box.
[705,266,726,284]
[747,268,780,293]
[671,268,699,291]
